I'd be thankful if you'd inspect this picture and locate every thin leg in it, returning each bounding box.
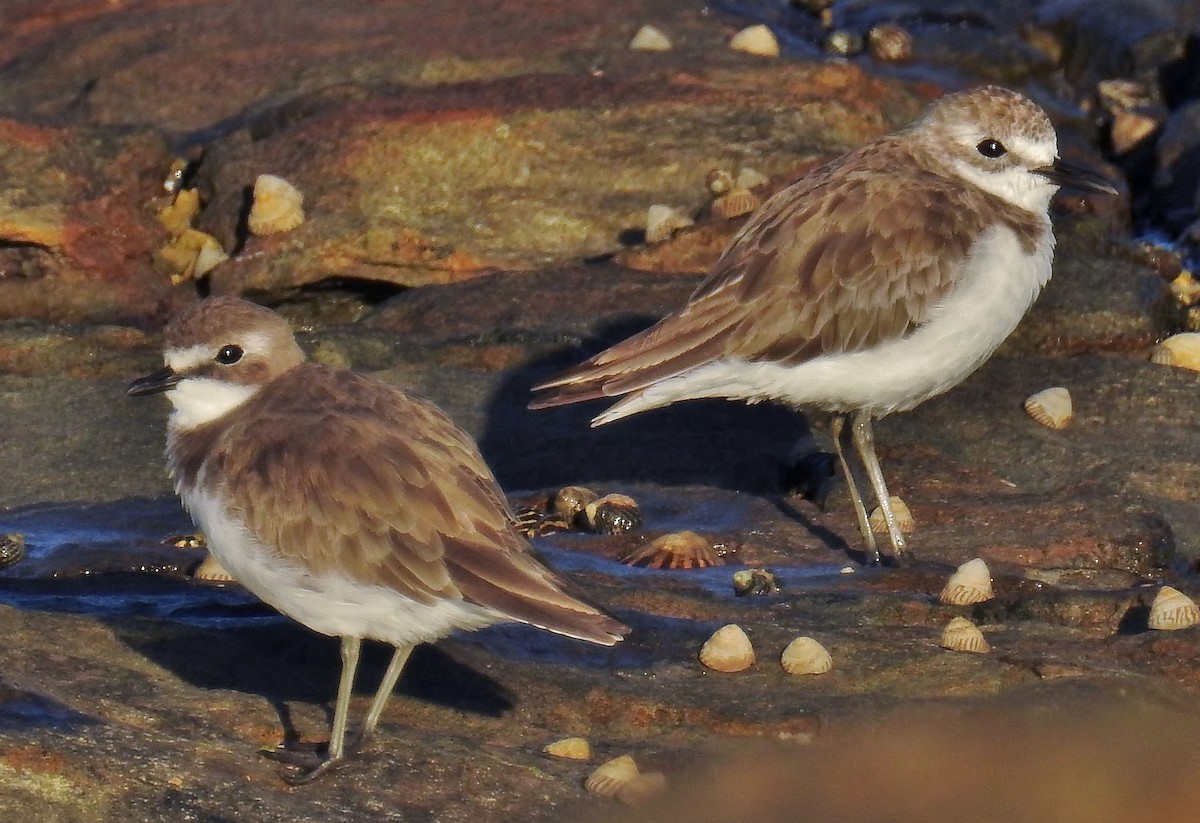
[328,636,362,761]
[356,643,415,749]
[831,414,879,563]
[850,410,907,561]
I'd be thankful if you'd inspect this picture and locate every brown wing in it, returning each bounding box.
[211,365,628,645]
[530,139,992,408]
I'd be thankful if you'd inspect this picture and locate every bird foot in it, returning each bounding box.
[260,730,374,784]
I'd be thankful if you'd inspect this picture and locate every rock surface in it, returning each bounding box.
[2,1,1200,821]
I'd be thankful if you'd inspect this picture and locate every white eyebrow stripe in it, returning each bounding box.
[163,332,274,372]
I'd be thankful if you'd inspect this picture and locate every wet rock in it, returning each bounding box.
[0,119,184,326]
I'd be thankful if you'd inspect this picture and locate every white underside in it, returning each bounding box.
[180,482,505,645]
[596,222,1054,422]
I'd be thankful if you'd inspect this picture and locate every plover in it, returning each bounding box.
[530,85,1116,563]
[129,297,628,782]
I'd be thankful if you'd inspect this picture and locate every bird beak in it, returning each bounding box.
[127,366,180,397]
[1033,157,1119,195]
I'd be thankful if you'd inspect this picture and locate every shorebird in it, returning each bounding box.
[530,85,1117,563]
[129,296,628,783]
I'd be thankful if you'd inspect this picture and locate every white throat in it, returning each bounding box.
[167,378,258,431]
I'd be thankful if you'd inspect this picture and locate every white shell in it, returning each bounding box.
[248,173,305,236]
[734,167,769,190]
[780,636,832,675]
[868,496,915,535]
[193,234,229,276]
[699,624,755,672]
[1151,333,1200,372]
[645,204,694,244]
[1148,586,1200,631]
[585,755,640,797]
[939,557,994,606]
[940,617,990,654]
[730,24,780,57]
[1023,387,1073,430]
[629,24,672,51]
[705,168,734,196]
[543,736,591,760]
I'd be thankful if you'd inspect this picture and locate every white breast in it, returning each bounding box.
[180,483,504,646]
[600,222,1054,420]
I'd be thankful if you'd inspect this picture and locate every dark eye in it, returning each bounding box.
[977,139,1007,159]
[215,345,243,365]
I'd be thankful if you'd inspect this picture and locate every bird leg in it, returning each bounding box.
[830,414,879,564]
[263,635,362,784]
[850,410,908,562]
[351,643,414,752]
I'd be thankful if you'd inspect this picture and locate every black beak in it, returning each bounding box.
[127,366,180,397]
[1033,157,1119,195]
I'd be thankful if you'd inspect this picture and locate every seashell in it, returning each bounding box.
[193,553,236,583]
[1147,585,1200,631]
[705,168,734,196]
[868,496,915,535]
[645,204,694,244]
[1152,333,1200,372]
[825,29,864,56]
[940,617,990,654]
[866,23,913,63]
[621,530,723,569]
[585,754,640,797]
[192,233,229,277]
[543,736,591,760]
[615,771,667,806]
[734,167,769,190]
[248,173,305,236]
[730,24,780,57]
[629,24,672,51]
[711,187,762,219]
[732,568,781,596]
[699,624,755,672]
[1023,386,1072,430]
[1110,109,1161,156]
[0,533,26,569]
[584,493,641,535]
[1169,272,1200,307]
[157,187,201,236]
[552,485,599,526]
[938,557,994,606]
[780,636,832,675]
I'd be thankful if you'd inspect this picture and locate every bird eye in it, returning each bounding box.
[215,345,243,365]
[977,139,1007,159]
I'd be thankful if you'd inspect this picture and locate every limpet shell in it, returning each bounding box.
[543,736,591,760]
[645,205,694,244]
[193,553,236,583]
[0,533,26,569]
[1023,386,1072,430]
[699,624,755,672]
[1151,333,1200,372]
[248,173,305,236]
[615,771,667,806]
[939,557,994,606]
[629,24,672,51]
[780,636,832,675]
[868,496,916,535]
[553,485,599,526]
[621,530,723,569]
[705,168,734,196]
[940,617,990,654]
[711,187,762,220]
[1148,585,1200,631]
[730,24,780,57]
[867,23,913,63]
[584,493,641,535]
[585,754,640,797]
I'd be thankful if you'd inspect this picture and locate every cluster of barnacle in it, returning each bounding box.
[154,164,304,285]
[515,485,642,537]
[0,533,25,569]
[643,166,771,245]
